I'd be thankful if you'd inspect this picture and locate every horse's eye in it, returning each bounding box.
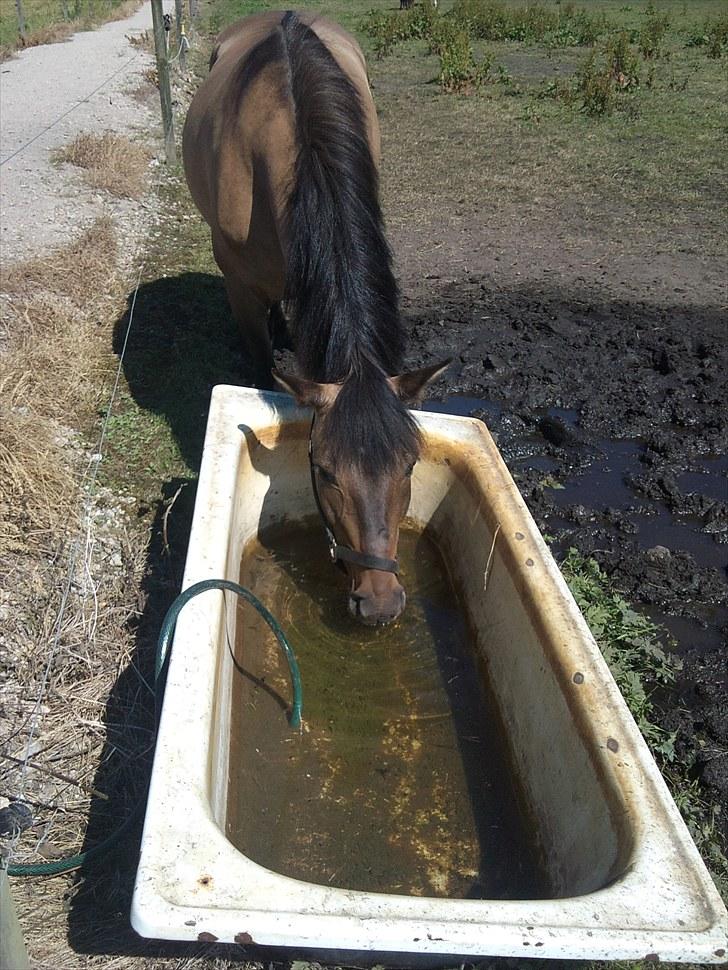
[317,465,338,486]
[404,462,416,479]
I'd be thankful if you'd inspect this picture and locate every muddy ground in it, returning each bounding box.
[385,213,728,844]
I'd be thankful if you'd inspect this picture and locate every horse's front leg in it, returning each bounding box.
[225,275,276,388]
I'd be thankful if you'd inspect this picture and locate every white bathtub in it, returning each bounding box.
[131,386,728,963]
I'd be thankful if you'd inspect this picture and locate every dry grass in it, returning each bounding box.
[0,217,153,964]
[0,243,184,968]
[54,132,151,200]
[0,219,118,555]
[0,198,240,969]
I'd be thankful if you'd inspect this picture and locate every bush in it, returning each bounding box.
[636,0,670,59]
[685,12,728,58]
[450,0,608,47]
[362,5,491,93]
[561,550,728,895]
[362,4,438,58]
[544,29,640,116]
[430,19,492,91]
[561,550,678,759]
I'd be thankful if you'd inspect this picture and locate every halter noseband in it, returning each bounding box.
[308,416,399,576]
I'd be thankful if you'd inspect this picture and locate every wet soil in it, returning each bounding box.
[394,236,728,846]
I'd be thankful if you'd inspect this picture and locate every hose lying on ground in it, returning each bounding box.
[7,580,303,877]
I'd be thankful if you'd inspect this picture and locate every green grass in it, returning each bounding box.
[100,166,246,500]
[0,0,134,52]
[356,1,727,263]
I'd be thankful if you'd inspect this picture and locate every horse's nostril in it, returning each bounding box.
[348,594,364,619]
[349,588,406,626]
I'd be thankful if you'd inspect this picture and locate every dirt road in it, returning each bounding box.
[0,3,155,261]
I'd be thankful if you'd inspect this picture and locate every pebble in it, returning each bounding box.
[646,545,672,564]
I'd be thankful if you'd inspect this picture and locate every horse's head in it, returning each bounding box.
[274,361,448,626]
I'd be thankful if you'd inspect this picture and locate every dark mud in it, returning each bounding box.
[404,275,728,842]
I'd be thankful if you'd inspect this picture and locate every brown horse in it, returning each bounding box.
[183,11,446,625]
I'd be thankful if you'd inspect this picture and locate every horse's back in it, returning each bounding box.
[183,11,379,278]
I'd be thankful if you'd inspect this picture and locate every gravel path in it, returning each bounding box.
[0,3,160,262]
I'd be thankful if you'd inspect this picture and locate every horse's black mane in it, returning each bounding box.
[279,11,420,476]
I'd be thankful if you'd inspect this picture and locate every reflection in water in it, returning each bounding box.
[226,521,547,899]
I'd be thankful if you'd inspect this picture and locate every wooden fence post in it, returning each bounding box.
[151,0,176,165]
[15,0,26,40]
[189,0,198,21]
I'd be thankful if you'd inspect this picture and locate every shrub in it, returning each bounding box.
[544,30,641,115]
[561,550,678,759]
[685,12,728,58]
[636,0,670,59]
[362,5,491,93]
[362,4,438,58]
[430,20,492,92]
[450,0,608,47]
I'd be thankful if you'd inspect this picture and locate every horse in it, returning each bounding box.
[183,11,446,625]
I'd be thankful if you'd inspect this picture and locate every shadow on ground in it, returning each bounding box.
[112,271,256,472]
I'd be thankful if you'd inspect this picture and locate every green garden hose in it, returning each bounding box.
[7,580,303,877]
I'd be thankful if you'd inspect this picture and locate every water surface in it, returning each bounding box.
[227,520,546,898]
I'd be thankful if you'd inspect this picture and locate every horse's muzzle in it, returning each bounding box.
[348,586,406,626]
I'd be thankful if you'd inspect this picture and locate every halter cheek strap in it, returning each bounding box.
[308,417,400,576]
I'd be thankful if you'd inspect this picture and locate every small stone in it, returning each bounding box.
[646,545,671,564]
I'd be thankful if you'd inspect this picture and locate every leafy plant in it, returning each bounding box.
[635,0,670,60]
[429,18,492,92]
[561,550,727,895]
[362,5,491,93]
[362,4,437,58]
[561,549,678,758]
[450,0,608,47]
[685,12,728,58]
[544,30,641,116]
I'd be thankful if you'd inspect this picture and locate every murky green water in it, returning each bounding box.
[227,519,546,898]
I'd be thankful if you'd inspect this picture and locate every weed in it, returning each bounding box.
[561,550,728,895]
[362,5,491,93]
[362,4,437,59]
[561,549,678,759]
[429,18,492,92]
[543,29,641,116]
[450,0,608,47]
[636,0,670,60]
[685,12,728,58]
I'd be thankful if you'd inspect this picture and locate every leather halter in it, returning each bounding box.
[308,416,399,575]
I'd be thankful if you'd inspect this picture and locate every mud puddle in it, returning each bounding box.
[425,396,728,655]
[226,520,547,899]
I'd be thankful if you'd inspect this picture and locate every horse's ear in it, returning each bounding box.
[272,369,341,409]
[388,360,451,404]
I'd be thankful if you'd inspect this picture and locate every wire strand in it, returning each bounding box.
[0,54,140,168]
